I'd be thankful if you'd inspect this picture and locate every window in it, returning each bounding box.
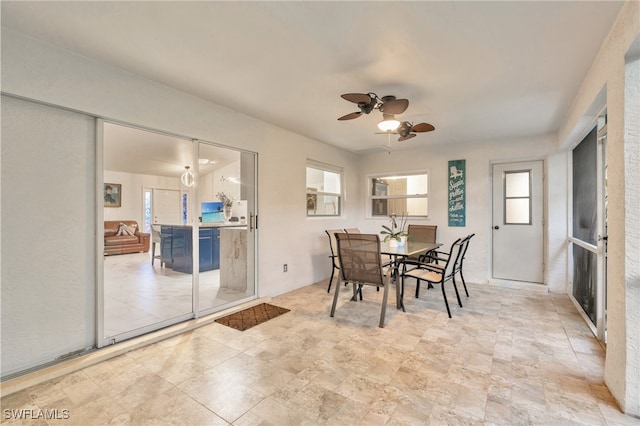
[306,161,342,216]
[369,172,429,217]
[503,170,531,224]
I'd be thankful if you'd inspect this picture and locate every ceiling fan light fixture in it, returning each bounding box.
[377,119,400,132]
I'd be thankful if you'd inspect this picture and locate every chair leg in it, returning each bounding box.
[440,282,452,318]
[328,267,335,293]
[452,276,463,307]
[459,271,469,297]
[151,242,156,265]
[379,277,392,328]
[415,279,421,298]
[330,279,341,317]
[395,272,405,312]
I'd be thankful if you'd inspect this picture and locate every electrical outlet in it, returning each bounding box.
[283,264,288,273]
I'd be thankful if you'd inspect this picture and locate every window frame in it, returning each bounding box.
[367,170,430,219]
[306,160,343,217]
[503,169,532,225]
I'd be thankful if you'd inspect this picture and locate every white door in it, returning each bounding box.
[153,188,181,225]
[492,161,544,283]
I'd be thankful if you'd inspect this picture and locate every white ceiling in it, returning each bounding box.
[103,123,239,177]
[1,1,624,154]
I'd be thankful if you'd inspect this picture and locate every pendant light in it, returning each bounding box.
[180,166,194,187]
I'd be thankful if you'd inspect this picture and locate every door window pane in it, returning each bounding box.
[505,172,530,197]
[504,170,531,224]
[505,199,530,224]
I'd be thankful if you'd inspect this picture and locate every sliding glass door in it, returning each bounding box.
[100,122,196,346]
[569,116,608,342]
[196,142,256,314]
[99,122,257,347]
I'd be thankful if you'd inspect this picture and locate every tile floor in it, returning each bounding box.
[104,253,251,336]
[2,279,639,425]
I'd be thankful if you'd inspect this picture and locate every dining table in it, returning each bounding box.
[380,240,442,311]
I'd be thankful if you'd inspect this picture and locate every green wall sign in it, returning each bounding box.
[448,159,466,227]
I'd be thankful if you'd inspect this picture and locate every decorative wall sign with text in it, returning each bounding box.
[448,159,466,227]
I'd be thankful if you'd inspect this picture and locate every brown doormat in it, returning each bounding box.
[215,303,290,331]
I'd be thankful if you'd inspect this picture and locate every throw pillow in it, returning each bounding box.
[122,224,136,236]
[116,223,136,236]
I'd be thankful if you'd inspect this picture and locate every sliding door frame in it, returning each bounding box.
[97,120,259,348]
[567,111,608,343]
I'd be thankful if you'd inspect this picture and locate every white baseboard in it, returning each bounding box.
[486,278,549,292]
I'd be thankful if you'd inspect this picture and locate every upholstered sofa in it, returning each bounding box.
[104,220,150,255]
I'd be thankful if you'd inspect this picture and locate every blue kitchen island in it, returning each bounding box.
[160,224,244,274]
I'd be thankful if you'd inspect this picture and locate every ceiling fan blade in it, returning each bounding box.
[411,122,435,133]
[398,133,416,142]
[338,111,363,120]
[380,98,409,115]
[341,93,373,104]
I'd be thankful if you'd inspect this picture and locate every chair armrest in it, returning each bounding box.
[400,258,424,274]
[426,250,450,263]
[139,233,150,251]
[401,258,443,272]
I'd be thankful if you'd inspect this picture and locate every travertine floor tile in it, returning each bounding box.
[2,281,639,425]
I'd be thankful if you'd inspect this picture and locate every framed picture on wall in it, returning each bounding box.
[104,183,121,207]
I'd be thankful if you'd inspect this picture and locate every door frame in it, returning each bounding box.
[490,159,545,284]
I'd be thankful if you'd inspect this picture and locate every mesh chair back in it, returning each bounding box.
[407,224,437,260]
[325,229,344,268]
[455,234,473,272]
[331,233,392,327]
[459,234,474,269]
[444,238,465,278]
[407,224,437,243]
[325,229,345,293]
[335,233,384,287]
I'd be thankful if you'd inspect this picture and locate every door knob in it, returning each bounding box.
[494,226,500,230]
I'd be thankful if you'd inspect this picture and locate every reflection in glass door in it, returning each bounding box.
[100,122,195,346]
[197,142,256,314]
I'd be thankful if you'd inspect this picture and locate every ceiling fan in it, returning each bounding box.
[339,92,435,141]
[338,93,409,121]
